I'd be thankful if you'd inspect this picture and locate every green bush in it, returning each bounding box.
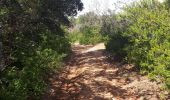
[104,15,130,59]
[68,31,82,43]
[106,33,129,58]
[68,25,104,45]
[0,0,81,99]
[0,32,71,100]
[106,0,170,90]
[126,7,170,87]
[79,26,103,45]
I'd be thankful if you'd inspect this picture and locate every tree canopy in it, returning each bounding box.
[0,0,83,70]
[0,1,83,98]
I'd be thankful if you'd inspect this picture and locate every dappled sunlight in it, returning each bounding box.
[43,43,164,100]
[2,0,170,99]
[82,43,105,53]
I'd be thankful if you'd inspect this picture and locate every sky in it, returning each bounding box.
[77,0,165,16]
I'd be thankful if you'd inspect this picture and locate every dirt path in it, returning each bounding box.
[43,43,168,100]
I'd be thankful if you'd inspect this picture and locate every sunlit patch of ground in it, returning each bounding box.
[43,43,169,100]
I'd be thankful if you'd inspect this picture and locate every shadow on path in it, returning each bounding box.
[43,43,165,100]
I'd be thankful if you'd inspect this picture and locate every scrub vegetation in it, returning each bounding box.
[1,0,170,99]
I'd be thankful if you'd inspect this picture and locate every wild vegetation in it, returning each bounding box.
[68,12,106,45]
[105,0,170,90]
[69,0,170,92]
[1,0,170,99]
[0,0,83,99]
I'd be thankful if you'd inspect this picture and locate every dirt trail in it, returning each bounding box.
[43,43,167,100]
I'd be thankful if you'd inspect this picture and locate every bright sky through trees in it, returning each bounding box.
[78,0,165,15]
[78,0,136,15]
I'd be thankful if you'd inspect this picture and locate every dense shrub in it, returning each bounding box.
[106,0,170,90]
[68,31,82,43]
[106,33,129,59]
[0,32,71,99]
[68,12,106,45]
[125,3,170,87]
[0,0,82,99]
[79,26,103,45]
[104,14,130,59]
[68,25,104,45]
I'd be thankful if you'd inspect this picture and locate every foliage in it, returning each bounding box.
[125,1,170,87]
[0,32,71,99]
[78,12,102,26]
[79,26,103,45]
[106,0,170,90]
[104,14,130,59]
[106,33,129,59]
[68,31,82,43]
[68,12,108,45]
[68,25,103,45]
[0,0,83,69]
[0,0,82,99]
